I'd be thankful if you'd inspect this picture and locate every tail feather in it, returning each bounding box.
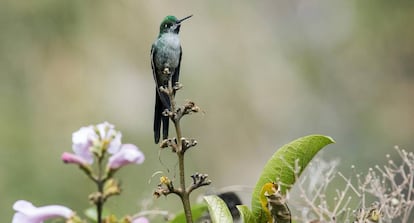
[154,91,170,144]
[154,93,162,144]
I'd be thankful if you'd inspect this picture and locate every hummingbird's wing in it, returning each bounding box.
[151,44,171,107]
[151,44,162,99]
[151,44,170,143]
[171,46,182,94]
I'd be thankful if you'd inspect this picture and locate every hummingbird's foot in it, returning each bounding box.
[162,109,176,120]
[173,82,183,91]
[159,86,167,94]
[159,86,172,95]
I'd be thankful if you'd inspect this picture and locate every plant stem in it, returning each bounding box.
[178,150,193,223]
[97,181,103,223]
[96,156,105,223]
[168,77,193,223]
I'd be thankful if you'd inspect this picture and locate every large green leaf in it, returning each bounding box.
[251,135,335,223]
[236,205,255,223]
[169,203,208,223]
[204,195,233,223]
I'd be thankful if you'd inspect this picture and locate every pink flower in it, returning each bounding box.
[71,125,95,164]
[61,152,89,166]
[107,144,144,170]
[64,122,123,165]
[12,200,73,223]
[96,122,122,154]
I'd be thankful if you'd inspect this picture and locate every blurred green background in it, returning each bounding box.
[1,0,413,221]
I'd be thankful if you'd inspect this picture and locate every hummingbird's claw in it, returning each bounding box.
[173,82,183,91]
[159,86,169,95]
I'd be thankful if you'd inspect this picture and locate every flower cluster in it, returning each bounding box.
[62,122,144,172]
[12,122,147,223]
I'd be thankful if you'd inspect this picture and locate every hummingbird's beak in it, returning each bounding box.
[178,15,193,24]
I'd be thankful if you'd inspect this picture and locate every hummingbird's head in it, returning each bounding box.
[159,15,192,35]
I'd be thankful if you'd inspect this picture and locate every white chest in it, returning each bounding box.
[155,33,182,68]
[159,33,180,50]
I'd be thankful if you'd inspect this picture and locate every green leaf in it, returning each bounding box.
[236,205,255,223]
[204,195,233,223]
[169,203,209,223]
[251,134,335,223]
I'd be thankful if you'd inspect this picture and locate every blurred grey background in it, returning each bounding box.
[1,0,413,221]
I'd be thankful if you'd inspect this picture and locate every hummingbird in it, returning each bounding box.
[151,15,192,144]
